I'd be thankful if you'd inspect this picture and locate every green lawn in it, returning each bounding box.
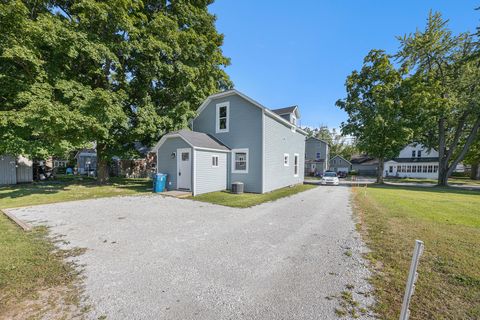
[385,176,480,186]
[353,185,480,319]
[0,177,152,318]
[191,184,316,208]
[0,176,152,209]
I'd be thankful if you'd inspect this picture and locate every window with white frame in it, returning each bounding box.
[428,165,433,173]
[294,154,299,176]
[291,114,297,126]
[417,150,422,157]
[412,150,416,157]
[316,152,321,160]
[212,155,219,167]
[232,149,248,173]
[284,153,289,166]
[216,102,229,133]
[433,165,438,173]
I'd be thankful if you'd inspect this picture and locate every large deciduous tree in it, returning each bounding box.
[396,12,480,186]
[0,0,231,182]
[336,50,414,183]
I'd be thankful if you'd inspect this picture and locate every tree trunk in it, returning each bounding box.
[471,163,480,180]
[376,158,385,184]
[96,143,109,184]
[437,117,449,186]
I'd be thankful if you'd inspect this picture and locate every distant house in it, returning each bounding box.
[329,155,352,173]
[154,90,307,195]
[75,149,97,175]
[351,155,378,176]
[383,143,439,179]
[304,137,329,176]
[0,155,33,185]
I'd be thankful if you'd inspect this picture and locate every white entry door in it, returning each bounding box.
[177,148,192,190]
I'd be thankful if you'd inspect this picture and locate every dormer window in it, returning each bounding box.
[216,102,229,133]
[291,114,297,126]
[417,150,421,157]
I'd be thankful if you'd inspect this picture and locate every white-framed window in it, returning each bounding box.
[389,166,393,173]
[428,165,433,173]
[215,102,229,133]
[433,165,438,173]
[212,155,219,167]
[291,114,297,126]
[417,150,422,157]
[294,153,299,176]
[412,150,416,157]
[284,153,289,166]
[232,148,248,173]
[423,165,427,173]
[316,152,321,160]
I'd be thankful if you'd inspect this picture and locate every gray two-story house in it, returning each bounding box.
[153,90,307,195]
[304,137,329,176]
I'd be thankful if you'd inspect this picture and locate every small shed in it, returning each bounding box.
[0,155,33,185]
[75,149,97,175]
[153,130,230,196]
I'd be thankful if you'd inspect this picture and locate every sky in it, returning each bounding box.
[209,1,479,130]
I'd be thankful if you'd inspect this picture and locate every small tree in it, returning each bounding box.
[336,50,414,183]
[396,12,480,186]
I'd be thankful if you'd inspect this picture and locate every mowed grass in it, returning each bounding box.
[353,185,480,319]
[0,176,152,209]
[191,184,316,208]
[0,177,152,317]
[385,176,480,186]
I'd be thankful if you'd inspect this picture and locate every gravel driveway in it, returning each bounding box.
[8,186,374,319]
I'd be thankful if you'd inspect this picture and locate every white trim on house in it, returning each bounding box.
[215,101,230,133]
[284,153,290,166]
[261,111,266,193]
[192,149,197,196]
[294,153,299,177]
[231,148,249,174]
[195,89,308,136]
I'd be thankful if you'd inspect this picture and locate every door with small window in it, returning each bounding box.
[177,148,192,190]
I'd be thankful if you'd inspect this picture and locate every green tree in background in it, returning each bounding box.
[396,12,480,186]
[0,0,231,182]
[336,50,414,183]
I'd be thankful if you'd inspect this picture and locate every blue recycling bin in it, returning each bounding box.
[153,173,168,193]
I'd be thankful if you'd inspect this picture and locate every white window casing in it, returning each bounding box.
[212,155,219,167]
[232,148,249,173]
[294,153,299,176]
[284,153,289,166]
[215,102,229,133]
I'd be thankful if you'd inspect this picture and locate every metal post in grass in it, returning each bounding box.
[399,240,424,320]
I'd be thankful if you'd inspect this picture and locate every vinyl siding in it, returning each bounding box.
[263,114,305,192]
[329,157,351,172]
[194,150,227,195]
[192,94,263,193]
[0,155,17,185]
[157,137,191,191]
[16,156,32,183]
[305,139,329,173]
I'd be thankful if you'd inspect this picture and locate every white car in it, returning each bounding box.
[321,172,339,185]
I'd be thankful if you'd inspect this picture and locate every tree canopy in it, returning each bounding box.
[396,11,480,185]
[0,0,231,181]
[336,50,414,183]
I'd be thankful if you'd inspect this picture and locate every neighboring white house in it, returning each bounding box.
[384,143,439,179]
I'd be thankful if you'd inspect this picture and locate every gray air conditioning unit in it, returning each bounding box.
[231,181,244,194]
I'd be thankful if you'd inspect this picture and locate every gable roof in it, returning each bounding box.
[153,129,230,152]
[195,89,307,135]
[329,155,352,165]
[271,105,301,118]
[306,136,329,145]
[350,155,378,165]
